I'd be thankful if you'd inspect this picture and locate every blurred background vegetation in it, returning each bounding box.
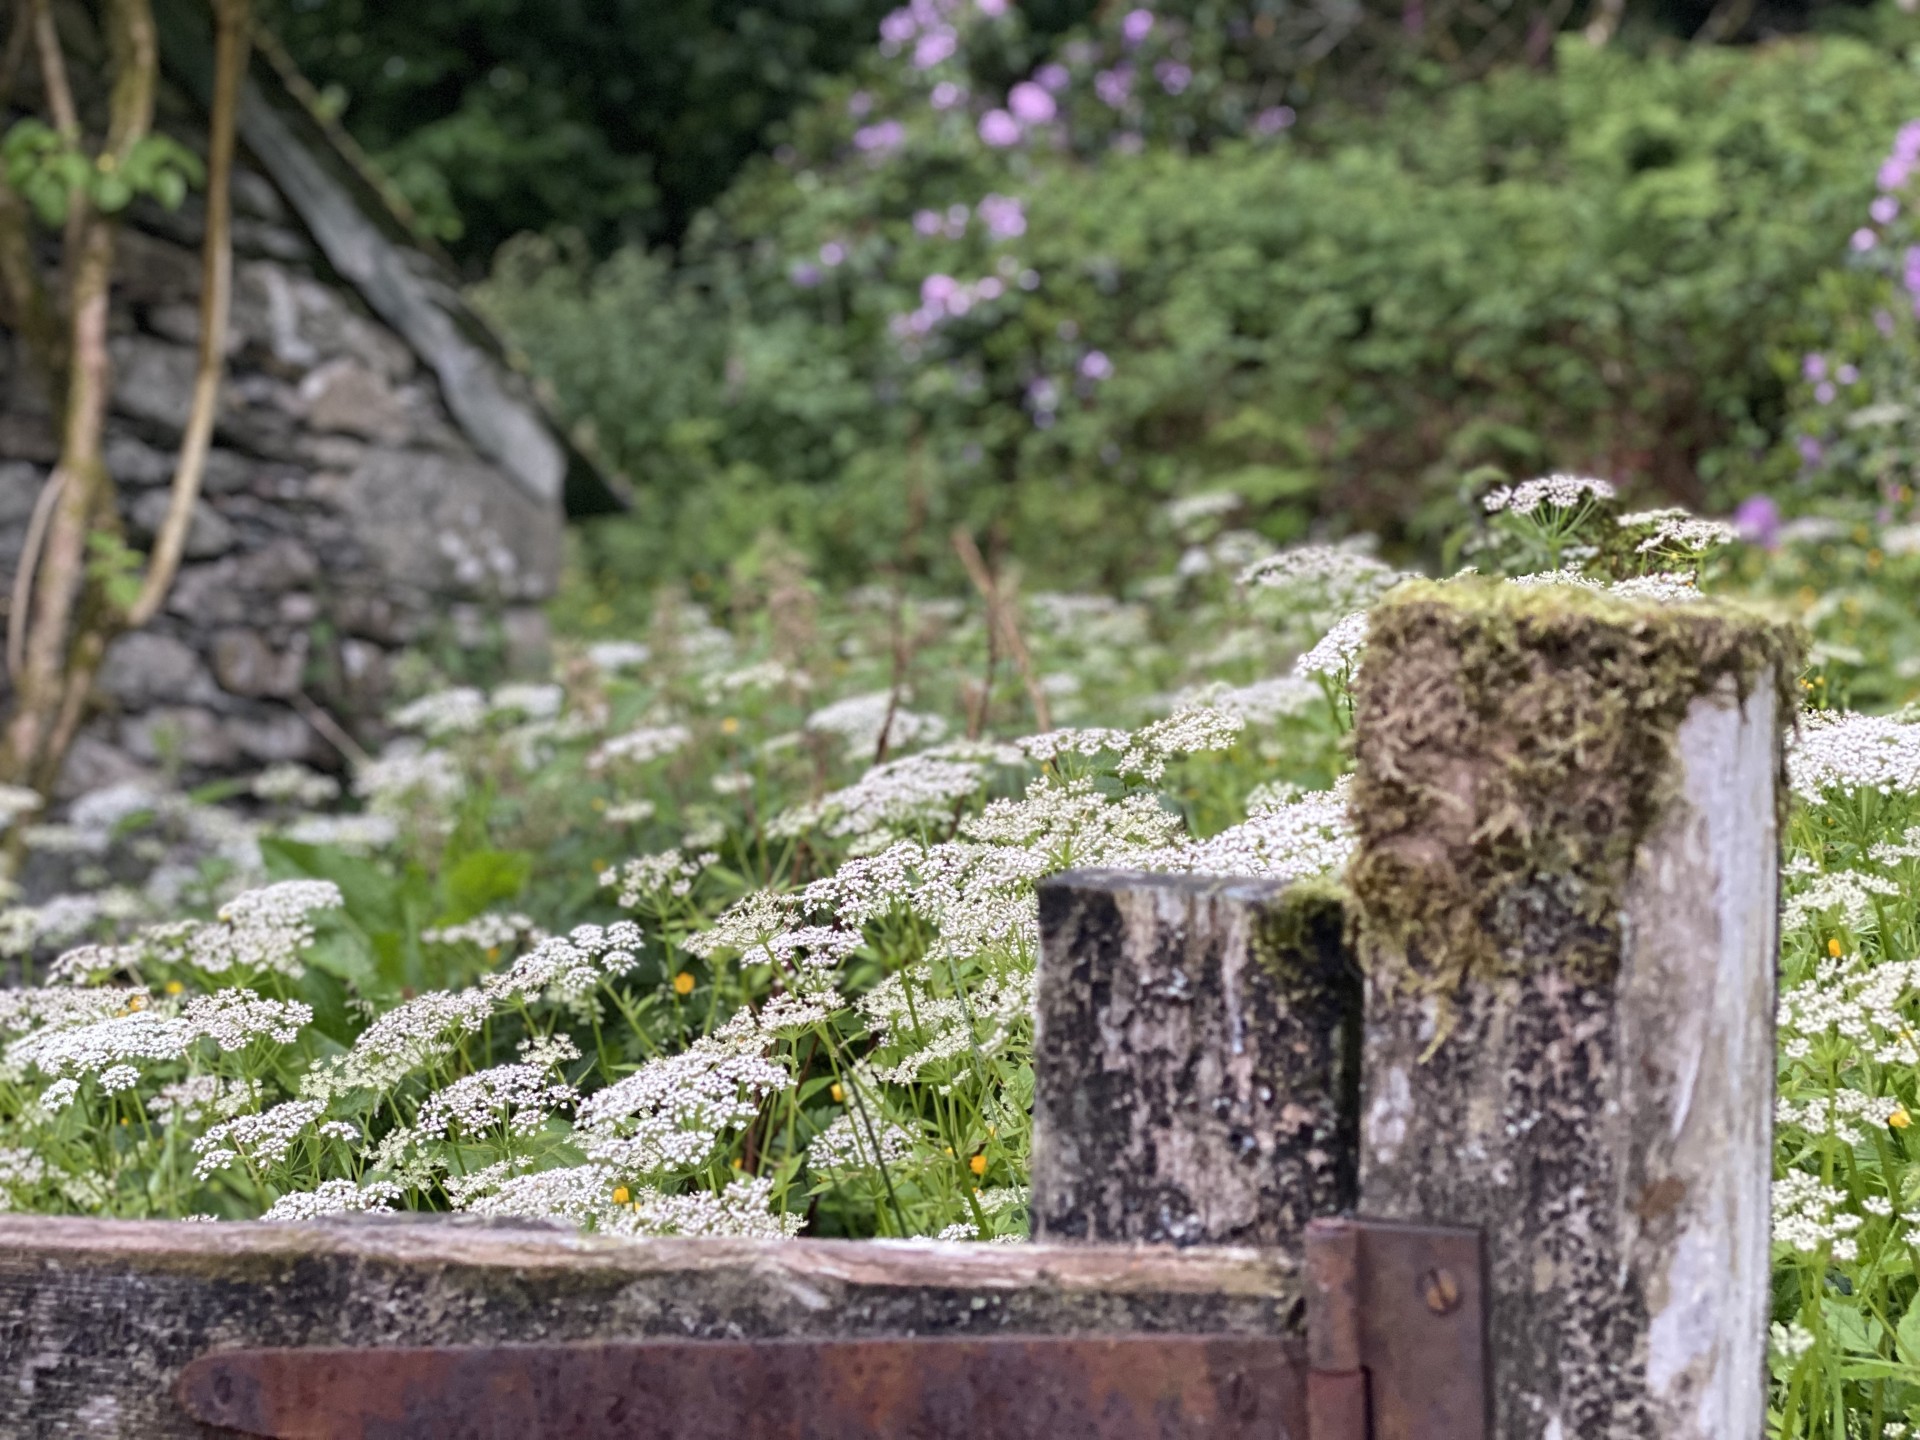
[261,0,1920,615]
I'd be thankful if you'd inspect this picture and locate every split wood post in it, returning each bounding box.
[1031,870,1359,1247]
[1347,580,1796,1440]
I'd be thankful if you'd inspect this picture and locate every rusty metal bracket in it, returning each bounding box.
[176,1221,1484,1440]
[1304,1217,1488,1440]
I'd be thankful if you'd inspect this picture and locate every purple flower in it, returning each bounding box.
[978,109,1021,147]
[1877,308,1898,337]
[913,209,942,237]
[1873,195,1900,225]
[1880,156,1914,193]
[1122,8,1155,44]
[976,276,1005,300]
[1852,227,1880,252]
[1155,61,1192,95]
[922,274,959,308]
[820,241,846,266]
[1095,67,1133,109]
[1801,353,1827,382]
[1036,63,1070,92]
[1734,495,1781,547]
[931,81,966,111]
[849,91,874,118]
[977,193,1027,239]
[1008,81,1057,124]
[914,30,958,68]
[880,10,917,48]
[1815,381,1837,405]
[1838,363,1859,384]
[1795,436,1825,470]
[977,0,1008,13]
[790,262,823,289]
[854,119,905,153]
[1253,106,1296,135]
[1905,245,1920,299]
[1079,350,1114,380]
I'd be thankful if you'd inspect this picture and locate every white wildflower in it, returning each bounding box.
[1293,612,1370,681]
[1788,712,1920,798]
[1618,508,1737,555]
[587,724,691,772]
[263,1178,403,1222]
[805,691,947,761]
[389,687,488,737]
[1483,474,1616,516]
[250,764,341,807]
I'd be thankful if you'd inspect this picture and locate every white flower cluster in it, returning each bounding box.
[1118,706,1246,781]
[804,692,948,761]
[1618,508,1737,555]
[1781,870,1901,934]
[1180,677,1321,726]
[192,1099,349,1180]
[281,813,399,850]
[769,752,992,843]
[6,987,311,1083]
[701,660,807,703]
[1164,779,1354,882]
[262,1177,403,1222]
[249,764,342,807]
[1294,612,1369,681]
[585,639,651,673]
[1777,954,1920,1068]
[573,1007,792,1176]
[0,894,103,959]
[1483,474,1617,516]
[422,912,546,952]
[1772,1170,1865,1260]
[416,1061,578,1141]
[598,1174,803,1240]
[1608,573,1704,604]
[1163,490,1243,536]
[187,880,344,978]
[489,683,564,721]
[0,1147,48,1208]
[587,724,692,772]
[807,1109,919,1176]
[355,745,465,812]
[1776,1087,1904,1148]
[1788,712,1920,798]
[0,784,44,832]
[602,850,718,907]
[1237,543,1407,613]
[390,687,490,737]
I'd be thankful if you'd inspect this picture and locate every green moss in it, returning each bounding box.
[1348,579,1801,1000]
[1250,876,1350,995]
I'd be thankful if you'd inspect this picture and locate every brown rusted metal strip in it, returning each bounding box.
[176,1334,1311,1440]
[1305,1217,1488,1440]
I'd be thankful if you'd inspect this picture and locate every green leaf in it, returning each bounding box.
[441,848,532,921]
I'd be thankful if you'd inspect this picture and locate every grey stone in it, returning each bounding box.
[128,489,237,560]
[1032,871,1357,1250]
[231,168,288,224]
[51,732,159,802]
[167,539,322,625]
[98,632,213,708]
[113,229,201,307]
[299,358,415,444]
[120,707,238,768]
[336,447,562,604]
[502,606,553,677]
[143,301,244,357]
[212,628,308,698]
[0,461,43,527]
[109,334,201,432]
[0,1220,1300,1440]
[225,709,317,763]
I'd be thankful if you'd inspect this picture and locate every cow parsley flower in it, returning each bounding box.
[1483,474,1617,515]
[1294,612,1370,681]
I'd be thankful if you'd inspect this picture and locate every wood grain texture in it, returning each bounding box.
[0,1218,1300,1438]
[1032,870,1358,1247]
[1359,677,1780,1440]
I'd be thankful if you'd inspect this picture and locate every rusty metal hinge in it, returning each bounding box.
[1305,1217,1488,1440]
[176,1220,1484,1440]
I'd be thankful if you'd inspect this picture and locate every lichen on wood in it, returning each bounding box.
[1347,578,1799,998]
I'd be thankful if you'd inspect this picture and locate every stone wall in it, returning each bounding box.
[0,96,564,798]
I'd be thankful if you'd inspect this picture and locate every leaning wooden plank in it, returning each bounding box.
[1348,579,1795,1440]
[1031,870,1357,1248]
[0,1217,1300,1438]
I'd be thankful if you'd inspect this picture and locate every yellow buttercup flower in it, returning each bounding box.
[164,980,184,996]
[830,1083,844,1103]
[1829,938,1844,958]
[612,1185,631,1204]
[969,1154,987,1178]
[1891,1108,1912,1131]
[673,972,695,996]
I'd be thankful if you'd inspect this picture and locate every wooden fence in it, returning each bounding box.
[0,585,1789,1439]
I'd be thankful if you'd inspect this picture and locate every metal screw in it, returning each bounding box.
[1419,1266,1462,1316]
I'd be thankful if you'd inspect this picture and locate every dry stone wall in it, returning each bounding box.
[0,144,563,799]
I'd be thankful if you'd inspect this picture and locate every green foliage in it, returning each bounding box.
[484,31,1920,595]
[1,123,202,226]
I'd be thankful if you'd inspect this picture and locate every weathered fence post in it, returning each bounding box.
[1032,870,1358,1247]
[1348,580,1794,1440]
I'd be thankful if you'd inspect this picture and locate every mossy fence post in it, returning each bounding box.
[1350,582,1793,1440]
